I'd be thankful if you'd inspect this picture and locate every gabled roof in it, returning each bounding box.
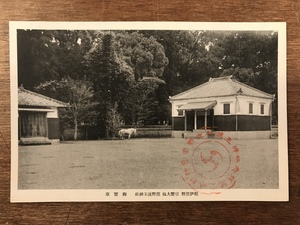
[18,87,69,108]
[169,76,274,101]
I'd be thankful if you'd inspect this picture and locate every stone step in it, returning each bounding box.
[183,130,215,139]
[19,137,52,145]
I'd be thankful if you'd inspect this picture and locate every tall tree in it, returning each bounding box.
[114,31,170,125]
[140,30,214,95]
[84,32,134,137]
[115,32,169,81]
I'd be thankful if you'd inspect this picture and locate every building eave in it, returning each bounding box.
[18,108,55,112]
[169,93,274,102]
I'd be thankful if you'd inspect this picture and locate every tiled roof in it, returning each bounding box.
[170,76,274,100]
[18,87,69,107]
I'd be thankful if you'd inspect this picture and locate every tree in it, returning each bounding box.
[106,102,124,138]
[115,32,169,80]
[84,32,134,137]
[220,67,256,86]
[113,31,170,125]
[17,30,54,89]
[18,29,278,132]
[35,77,98,140]
[17,29,94,90]
[140,30,213,95]
[208,31,278,94]
[121,77,166,125]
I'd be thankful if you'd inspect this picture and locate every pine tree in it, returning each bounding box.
[84,32,134,137]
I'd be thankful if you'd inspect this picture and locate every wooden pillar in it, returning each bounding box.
[204,110,207,131]
[184,111,187,131]
[18,112,21,140]
[194,110,197,130]
[235,97,238,132]
[45,114,49,138]
[269,102,273,138]
[236,114,238,132]
[172,116,174,138]
[270,102,272,129]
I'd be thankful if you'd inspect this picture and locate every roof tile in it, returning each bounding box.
[18,88,69,107]
[170,76,273,100]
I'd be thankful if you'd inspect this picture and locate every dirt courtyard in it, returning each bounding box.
[18,138,279,190]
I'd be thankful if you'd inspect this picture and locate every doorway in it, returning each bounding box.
[20,111,48,138]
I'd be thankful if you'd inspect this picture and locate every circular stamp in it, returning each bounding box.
[181,131,240,190]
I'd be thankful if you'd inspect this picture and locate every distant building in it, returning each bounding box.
[18,87,68,145]
[169,76,275,139]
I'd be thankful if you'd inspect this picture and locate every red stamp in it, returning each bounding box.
[181,131,240,190]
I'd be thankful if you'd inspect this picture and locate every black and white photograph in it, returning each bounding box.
[10,22,288,202]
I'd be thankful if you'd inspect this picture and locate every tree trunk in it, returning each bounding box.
[74,119,78,140]
[105,129,109,139]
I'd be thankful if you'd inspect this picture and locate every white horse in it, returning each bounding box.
[118,128,137,139]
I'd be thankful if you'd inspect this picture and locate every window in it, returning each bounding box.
[223,103,230,114]
[260,104,264,115]
[178,110,184,116]
[249,103,253,114]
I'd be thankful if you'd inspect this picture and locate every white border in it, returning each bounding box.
[10,22,288,202]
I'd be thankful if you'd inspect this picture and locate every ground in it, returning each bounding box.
[18,138,279,190]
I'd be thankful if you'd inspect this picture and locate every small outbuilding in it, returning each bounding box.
[169,76,275,139]
[18,86,69,145]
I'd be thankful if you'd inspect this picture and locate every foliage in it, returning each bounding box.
[18,29,278,138]
[115,32,169,80]
[121,77,166,126]
[140,30,214,94]
[84,32,135,137]
[105,102,124,138]
[208,31,278,94]
[221,67,256,86]
[84,32,134,103]
[17,29,94,89]
[35,77,98,140]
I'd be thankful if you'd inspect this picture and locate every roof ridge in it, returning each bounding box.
[19,87,69,107]
[209,75,232,81]
[227,78,239,93]
[231,79,273,97]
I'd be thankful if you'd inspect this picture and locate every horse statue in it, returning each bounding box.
[118,128,137,139]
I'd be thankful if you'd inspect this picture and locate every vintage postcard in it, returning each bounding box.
[10,22,288,202]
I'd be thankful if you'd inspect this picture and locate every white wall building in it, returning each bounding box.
[169,76,275,139]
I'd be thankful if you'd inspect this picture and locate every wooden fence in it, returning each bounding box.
[62,126,172,140]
